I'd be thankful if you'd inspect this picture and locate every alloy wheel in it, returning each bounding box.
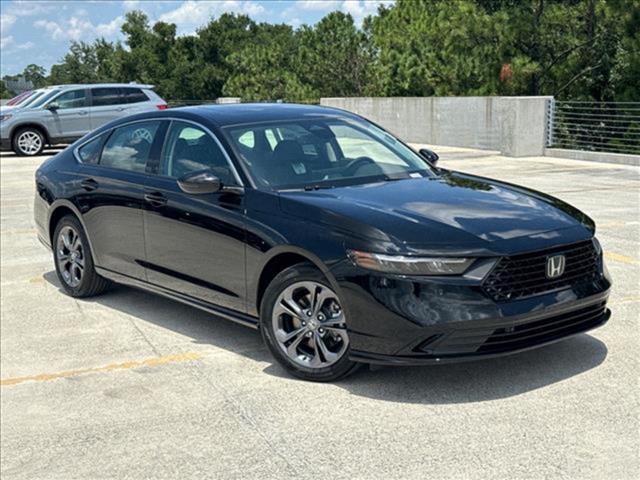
[272,281,349,368]
[17,131,42,155]
[56,226,85,288]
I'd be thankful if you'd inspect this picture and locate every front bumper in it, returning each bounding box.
[0,137,11,151]
[333,259,612,366]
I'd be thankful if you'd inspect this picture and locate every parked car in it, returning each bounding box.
[6,90,34,106]
[34,104,611,381]
[1,83,167,156]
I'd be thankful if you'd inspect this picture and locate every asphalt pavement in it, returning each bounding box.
[1,146,638,479]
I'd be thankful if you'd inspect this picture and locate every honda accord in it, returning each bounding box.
[34,104,612,381]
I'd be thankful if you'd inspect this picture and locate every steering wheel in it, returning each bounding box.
[344,156,382,177]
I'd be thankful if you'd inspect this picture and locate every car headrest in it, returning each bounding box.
[272,140,304,165]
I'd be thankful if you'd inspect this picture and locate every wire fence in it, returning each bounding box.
[166,98,321,107]
[547,100,640,155]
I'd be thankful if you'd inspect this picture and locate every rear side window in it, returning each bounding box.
[120,88,148,104]
[77,134,105,164]
[54,89,87,109]
[91,88,122,107]
[100,121,161,172]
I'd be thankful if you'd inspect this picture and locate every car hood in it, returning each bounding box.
[279,172,594,255]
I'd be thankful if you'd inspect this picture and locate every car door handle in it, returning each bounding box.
[80,178,99,191]
[78,110,88,115]
[144,191,167,207]
[116,107,125,112]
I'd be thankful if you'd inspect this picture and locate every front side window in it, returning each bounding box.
[29,90,61,109]
[53,90,87,110]
[224,118,433,189]
[100,121,160,172]
[91,88,122,107]
[161,121,237,186]
[77,134,106,164]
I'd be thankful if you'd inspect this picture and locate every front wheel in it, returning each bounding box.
[12,127,45,156]
[260,264,360,382]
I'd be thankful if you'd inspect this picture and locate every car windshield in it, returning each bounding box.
[26,89,61,109]
[223,117,435,189]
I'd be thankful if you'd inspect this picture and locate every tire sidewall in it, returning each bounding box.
[260,264,358,382]
[13,128,45,156]
[53,216,97,296]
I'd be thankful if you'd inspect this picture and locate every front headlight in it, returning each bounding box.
[347,250,474,275]
[0,114,12,122]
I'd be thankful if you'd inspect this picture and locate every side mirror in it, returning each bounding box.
[419,148,439,165]
[177,169,222,194]
[46,102,60,112]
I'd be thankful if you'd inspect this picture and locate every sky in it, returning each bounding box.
[0,0,393,76]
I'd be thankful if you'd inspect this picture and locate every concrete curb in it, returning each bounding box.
[545,148,640,167]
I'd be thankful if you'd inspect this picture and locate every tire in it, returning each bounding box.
[260,263,360,382]
[12,127,45,156]
[53,215,111,298]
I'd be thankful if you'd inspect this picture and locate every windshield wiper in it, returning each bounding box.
[303,184,334,191]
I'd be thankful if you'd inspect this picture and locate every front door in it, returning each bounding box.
[42,88,90,139]
[142,120,247,312]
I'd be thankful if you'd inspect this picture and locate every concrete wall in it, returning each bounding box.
[320,96,552,157]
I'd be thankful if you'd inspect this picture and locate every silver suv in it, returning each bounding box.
[0,83,167,156]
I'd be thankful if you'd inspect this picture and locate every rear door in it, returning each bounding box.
[89,87,125,130]
[76,120,166,279]
[119,87,155,115]
[42,88,90,139]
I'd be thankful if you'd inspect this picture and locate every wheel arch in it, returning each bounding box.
[254,246,342,315]
[11,122,51,145]
[47,200,97,263]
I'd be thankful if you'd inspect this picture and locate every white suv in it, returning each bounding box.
[0,83,168,156]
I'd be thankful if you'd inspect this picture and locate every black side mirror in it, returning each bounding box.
[419,148,439,165]
[46,102,60,112]
[177,169,222,194]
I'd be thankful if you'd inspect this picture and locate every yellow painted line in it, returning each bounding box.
[609,296,640,307]
[29,276,45,284]
[1,352,202,387]
[597,221,630,228]
[605,251,639,265]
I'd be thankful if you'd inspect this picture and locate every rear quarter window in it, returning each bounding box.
[77,134,106,164]
[120,88,149,104]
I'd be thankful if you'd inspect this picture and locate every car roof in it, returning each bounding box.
[44,83,155,90]
[166,103,360,128]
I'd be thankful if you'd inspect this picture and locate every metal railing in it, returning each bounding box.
[547,100,640,155]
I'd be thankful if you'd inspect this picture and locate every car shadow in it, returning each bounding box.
[43,271,608,404]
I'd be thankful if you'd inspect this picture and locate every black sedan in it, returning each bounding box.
[34,104,612,381]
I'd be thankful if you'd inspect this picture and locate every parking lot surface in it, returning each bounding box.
[1,146,638,480]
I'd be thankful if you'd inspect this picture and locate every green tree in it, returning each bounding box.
[296,12,372,97]
[22,64,48,88]
[368,0,503,96]
[19,2,638,103]
[223,24,315,101]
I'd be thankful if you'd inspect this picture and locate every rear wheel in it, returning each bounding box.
[53,215,111,298]
[260,264,360,381]
[12,127,45,156]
